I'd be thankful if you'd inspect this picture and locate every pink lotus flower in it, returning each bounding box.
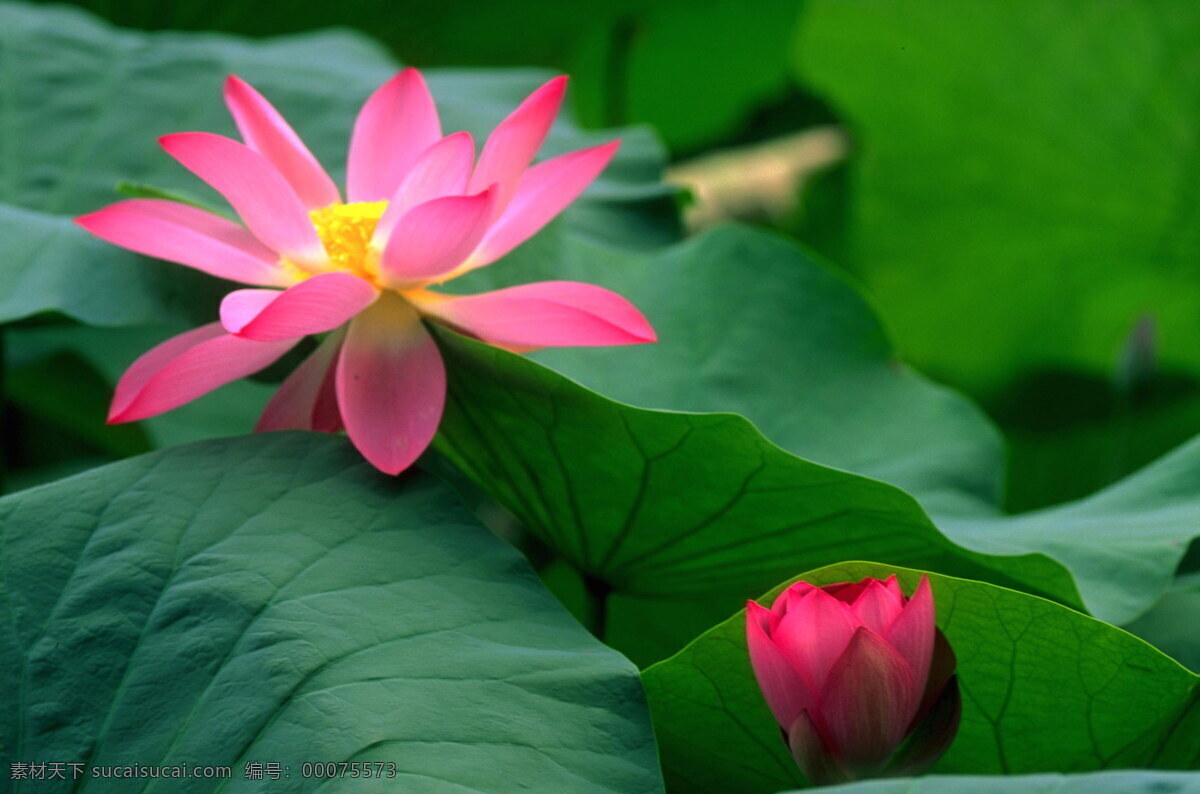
[77,70,655,474]
[746,575,960,785]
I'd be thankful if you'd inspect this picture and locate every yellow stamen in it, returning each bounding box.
[307,201,388,282]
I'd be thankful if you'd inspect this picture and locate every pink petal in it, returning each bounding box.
[336,294,445,474]
[818,628,920,771]
[220,272,378,341]
[160,132,325,269]
[224,75,341,209]
[772,589,859,692]
[379,189,496,287]
[109,323,297,423]
[256,328,345,433]
[76,199,291,287]
[851,579,906,635]
[410,281,655,348]
[882,575,905,600]
[311,366,343,431]
[884,576,936,693]
[347,68,441,203]
[468,76,567,213]
[471,140,619,267]
[373,131,476,245]
[746,601,816,730]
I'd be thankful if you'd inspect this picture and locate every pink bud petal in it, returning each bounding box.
[823,581,868,604]
[76,199,291,287]
[336,295,445,475]
[219,272,378,341]
[771,588,859,691]
[256,328,345,433]
[818,627,920,773]
[347,68,441,203]
[746,601,816,730]
[469,76,567,214]
[109,323,297,423]
[884,575,936,693]
[224,75,340,209]
[160,132,325,270]
[851,579,906,635]
[770,581,817,630]
[410,281,655,349]
[778,581,818,604]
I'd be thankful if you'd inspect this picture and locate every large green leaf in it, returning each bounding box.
[460,225,1006,517]
[808,771,1200,794]
[643,563,1200,794]
[436,226,1200,660]
[433,323,1079,665]
[0,1,673,327]
[503,217,1200,631]
[0,433,663,793]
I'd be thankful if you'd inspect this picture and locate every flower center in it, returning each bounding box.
[310,201,388,280]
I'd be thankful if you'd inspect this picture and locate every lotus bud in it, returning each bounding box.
[746,575,960,785]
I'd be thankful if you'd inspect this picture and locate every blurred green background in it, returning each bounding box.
[12,0,1200,516]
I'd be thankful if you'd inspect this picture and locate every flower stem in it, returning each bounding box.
[583,574,612,642]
